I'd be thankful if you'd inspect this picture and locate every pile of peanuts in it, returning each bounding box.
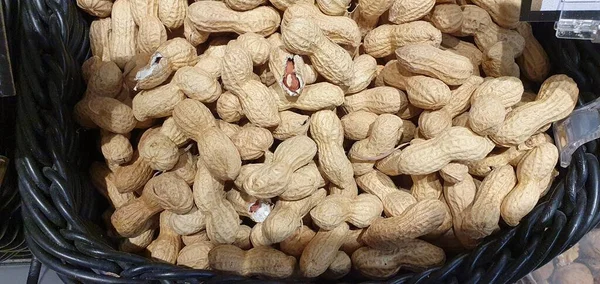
[525,228,600,284]
[76,0,580,279]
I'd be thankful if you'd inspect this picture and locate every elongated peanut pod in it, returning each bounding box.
[183,16,210,46]
[310,194,383,230]
[109,0,137,68]
[441,35,482,76]
[363,22,441,58]
[274,83,345,112]
[133,84,186,121]
[135,38,199,90]
[272,111,310,141]
[316,0,349,16]
[322,251,351,279]
[396,43,473,86]
[356,170,416,217]
[120,228,156,253]
[405,76,451,110]
[280,225,316,257]
[280,162,326,200]
[349,114,403,175]
[471,0,521,29]
[282,18,354,90]
[89,162,135,209]
[310,110,355,190]
[283,4,361,48]
[491,75,578,146]
[243,135,316,198]
[347,54,378,94]
[352,238,445,279]
[112,152,154,193]
[173,66,222,103]
[173,99,241,181]
[459,165,516,247]
[147,211,182,264]
[77,96,137,134]
[222,45,280,128]
[161,117,189,147]
[89,19,111,61]
[354,0,396,35]
[388,0,435,24]
[501,143,558,226]
[137,15,167,54]
[300,222,350,278]
[341,111,379,141]
[168,207,206,236]
[230,126,274,161]
[363,199,446,249]
[87,55,122,98]
[411,173,443,201]
[516,22,550,83]
[112,173,193,237]
[139,136,178,173]
[130,0,159,25]
[177,241,215,269]
[209,245,296,279]
[262,188,327,243]
[193,159,241,244]
[396,127,495,175]
[344,87,408,114]
[430,4,463,33]
[188,1,281,36]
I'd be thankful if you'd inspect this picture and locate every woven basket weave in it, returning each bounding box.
[15,0,600,283]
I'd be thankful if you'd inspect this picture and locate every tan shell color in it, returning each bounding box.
[352,238,445,279]
[460,165,516,248]
[388,0,435,24]
[343,87,408,114]
[396,127,495,175]
[209,245,296,279]
[363,21,442,58]
[516,22,550,83]
[341,111,379,141]
[310,194,383,230]
[310,110,356,190]
[188,1,280,36]
[283,3,361,48]
[501,143,559,226]
[396,44,473,85]
[300,222,350,278]
[282,18,354,89]
[177,241,215,269]
[492,75,579,146]
[362,199,446,249]
[430,4,463,33]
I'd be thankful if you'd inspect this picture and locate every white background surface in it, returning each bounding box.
[0,264,61,283]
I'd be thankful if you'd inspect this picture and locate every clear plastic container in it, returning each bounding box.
[554,0,600,42]
[554,96,600,167]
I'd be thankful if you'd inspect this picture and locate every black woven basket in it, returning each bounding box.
[15,0,600,283]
